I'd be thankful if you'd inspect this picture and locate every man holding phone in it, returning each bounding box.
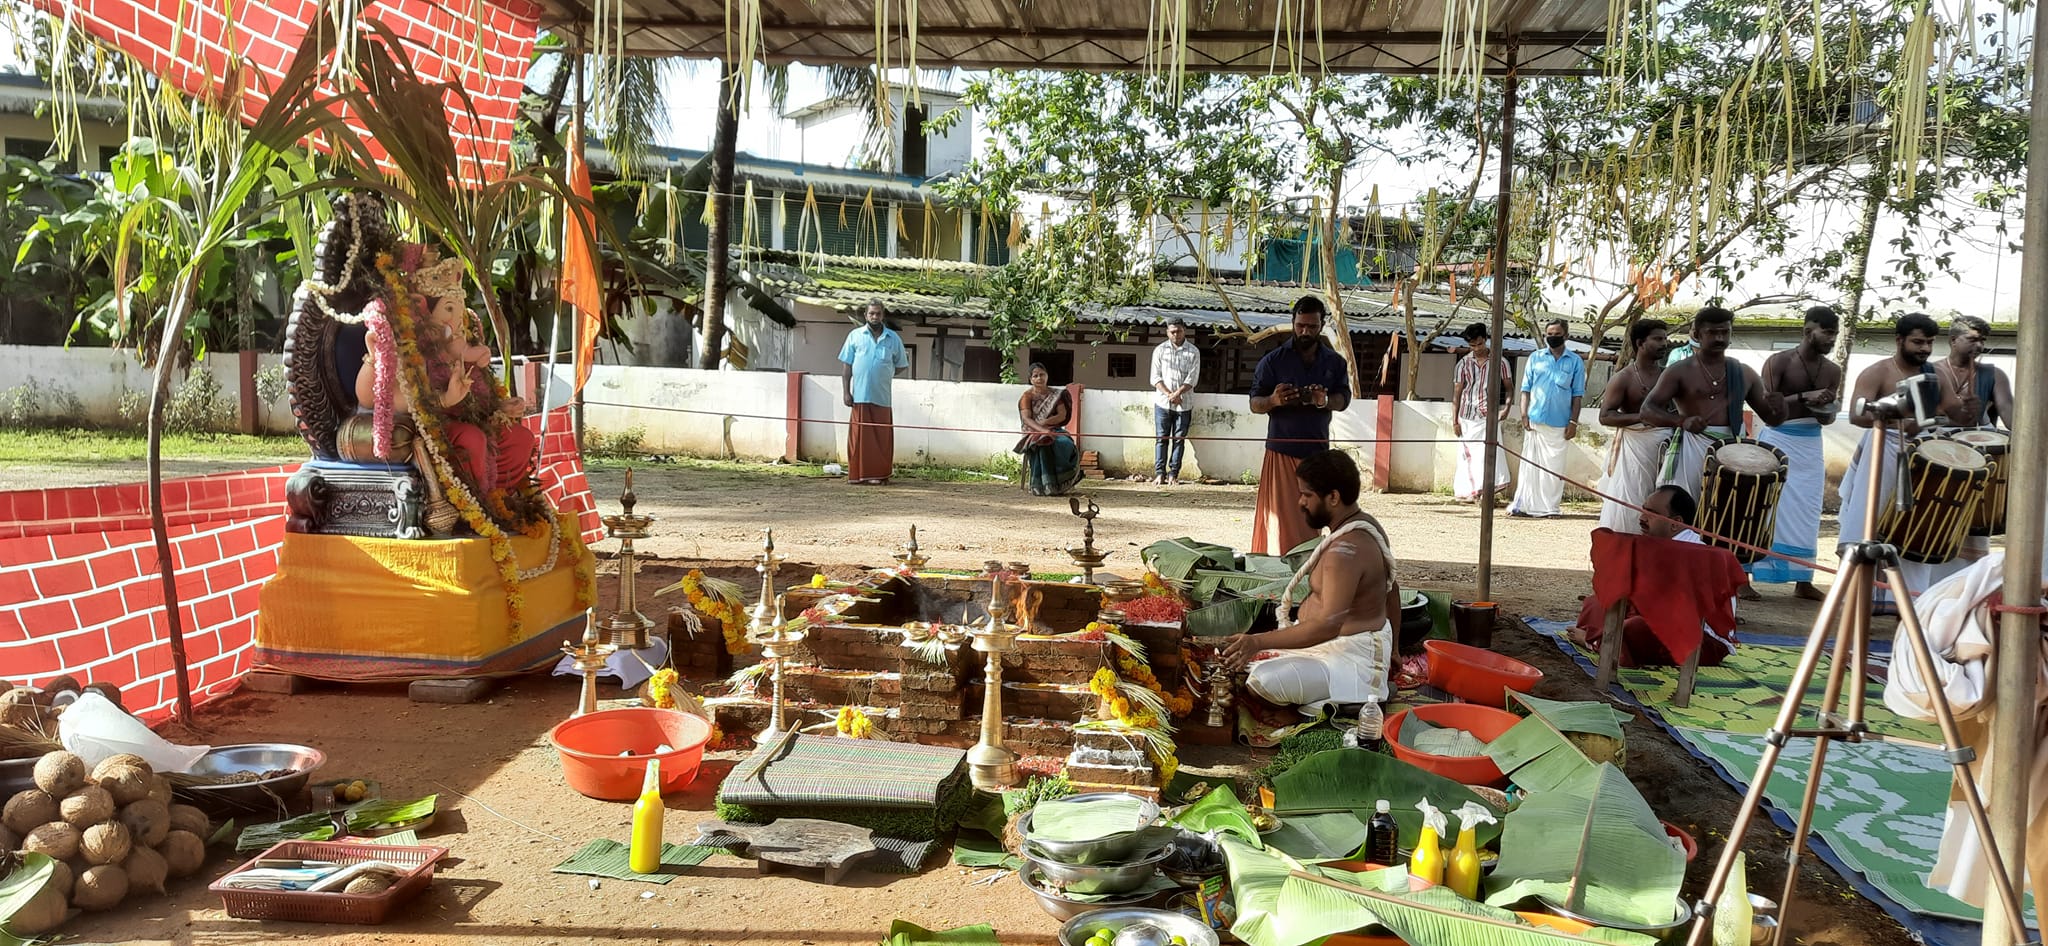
[1249,295,1353,555]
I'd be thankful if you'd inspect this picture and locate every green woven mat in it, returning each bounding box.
[550,838,721,884]
[722,734,967,809]
[1566,633,1940,743]
[1679,725,2035,925]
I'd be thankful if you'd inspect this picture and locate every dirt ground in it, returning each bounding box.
[37,459,1921,946]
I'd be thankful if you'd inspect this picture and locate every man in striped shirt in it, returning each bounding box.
[1149,317,1201,485]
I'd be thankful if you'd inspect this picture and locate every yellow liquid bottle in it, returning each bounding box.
[1446,825,1481,899]
[629,758,664,873]
[1408,825,1444,886]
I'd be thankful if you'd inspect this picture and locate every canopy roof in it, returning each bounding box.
[538,0,1607,76]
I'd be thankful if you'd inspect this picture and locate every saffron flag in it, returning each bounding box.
[562,120,604,393]
[28,0,540,179]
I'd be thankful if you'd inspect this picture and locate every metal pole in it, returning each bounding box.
[571,51,589,450]
[1980,5,2048,943]
[1476,49,1518,602]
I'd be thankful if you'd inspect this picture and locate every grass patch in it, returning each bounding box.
[0,428,306,465]
[586,451,1027,487]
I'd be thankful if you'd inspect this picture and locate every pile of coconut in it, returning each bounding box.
[4,751,213,934]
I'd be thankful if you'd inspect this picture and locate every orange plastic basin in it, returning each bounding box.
[548,707,712,800]
[1383,702,1522,787]
[1423,639,1544,708]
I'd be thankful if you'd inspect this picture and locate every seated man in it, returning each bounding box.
[1221,449,1399,714]
[1575,485,1738,667]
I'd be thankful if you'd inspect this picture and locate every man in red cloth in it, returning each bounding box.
[1248,296,1352,555]
[1576,485,1743,667]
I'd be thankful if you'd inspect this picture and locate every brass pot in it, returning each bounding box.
[336,411,417,464]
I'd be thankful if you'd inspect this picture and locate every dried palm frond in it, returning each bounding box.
[1074,717,1176,757]
[0,725,63,760]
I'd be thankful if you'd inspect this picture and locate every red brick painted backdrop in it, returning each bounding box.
[0,408,600,723]
[30,0,541,178]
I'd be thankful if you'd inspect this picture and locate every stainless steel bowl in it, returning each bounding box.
[173,743,325,816]
[1020,792,1163,865]
[1536,895,1695,937]
[1023,843,1171,896]
[1059,907,1220,946]
[0,758,35,799]
[1020,864,1165,922]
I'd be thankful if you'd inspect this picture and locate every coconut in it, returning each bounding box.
[91,754,150,778]
[23,822,81,861]
[72,863,127,911]
[344,873,395,895]
[40,676,80,697]
[33,751,86,797]
[83,682,124,710]
[59,785,115,828]
[0,824,18,853]
[123,844,168,894]
[117,799,170,847]
[3,787,58,834]
[44,856,75,899]
[159,830,205,878]
[80,821,131,866]
[166,804,210,837]
[5,875,67,935]
[145,774,173,808]
[92,761,152,806]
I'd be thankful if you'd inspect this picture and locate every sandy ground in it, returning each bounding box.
[26,457,1922,946]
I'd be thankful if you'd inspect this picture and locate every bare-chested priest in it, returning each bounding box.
[1752,306,1843,600]
[1596,318,1670,534]
[1221,449,1399,716]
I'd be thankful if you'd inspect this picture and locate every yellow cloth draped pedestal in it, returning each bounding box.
[255,531,592,681]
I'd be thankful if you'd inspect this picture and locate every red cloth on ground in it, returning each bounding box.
[1575,595,1732,668]
[1252,450,1313,555]
[1589,527,1745,665]
[848,403,895,482]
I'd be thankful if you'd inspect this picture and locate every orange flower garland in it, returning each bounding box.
[1117,652,1195,718]
[677,570,750,654]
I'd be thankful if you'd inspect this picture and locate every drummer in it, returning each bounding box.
[1753,306,1843,601]
[1840,313,1961,613]
[1935,316,2013,430]
[1641,305,1786,598]
[1596,319,1671,534]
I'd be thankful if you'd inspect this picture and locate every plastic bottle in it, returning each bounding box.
[629,758,664,873]
[1408,799,1446,885]
[1367,799,1399,866]
[1445,801,1499,899]
[1355,698,1385,749]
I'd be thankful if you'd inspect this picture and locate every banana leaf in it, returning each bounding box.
[882,919,999,946]
[1028,795,1150,842]
[1263,812,1371,860]
[0,852,55,942]
[1196,569,1288,595]
[1186,596,1267,638]
[1484,711,1601,794]
[1289,873,1659,946]
[1055,872,1179,901]
[1483,764,1686,927]
[1241,554,1300,578]
[236,795,440,851]
[951,831,1020,870]
[1270,749,1502,849]
[1219,835,1319,946]
[1509,693,1631,739]
[1142,538,1235,582]
[1167,783,1263,844]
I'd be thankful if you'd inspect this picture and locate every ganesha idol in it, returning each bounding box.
[254,192,594,685]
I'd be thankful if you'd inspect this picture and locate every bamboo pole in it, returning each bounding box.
[1979,4,2048,943]
[1477,49,1518,601]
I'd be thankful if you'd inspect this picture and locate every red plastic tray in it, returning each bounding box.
[210,839,448,924]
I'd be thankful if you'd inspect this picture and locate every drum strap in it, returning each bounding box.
[1977,369,1997,426]
[1724,360,1745,430]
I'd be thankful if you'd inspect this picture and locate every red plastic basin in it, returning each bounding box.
[1383,702,1522,787]
[548,707,712,800]
[1423,639,1544,708]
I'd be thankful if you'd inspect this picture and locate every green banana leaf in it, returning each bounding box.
[1483,764,1686,927]
[1142,538,1236,582]
[1241,554,1300,578]
[1196,569,1289,595]
[1028,795,1150,842]
[0,852,56,944]
[951,832,1020,870]
[1293,874,1660,946]
[1186,596,1267,638]
[1167,783,1263,845]
[236,795,440,851]
[1509,693,1631,739]
[1263,812,1372,860]
[881,919,999,945]
[1270,749,1502,849]
[1484,706,1605,794]
[1219,835,1322,946]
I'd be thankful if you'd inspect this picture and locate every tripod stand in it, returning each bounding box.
[1682,415,2032,946]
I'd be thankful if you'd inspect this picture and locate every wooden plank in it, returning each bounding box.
[1593,600,1626,690]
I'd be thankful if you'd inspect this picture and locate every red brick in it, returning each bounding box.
[192,595,234,631]
[0,609,23,642]
[17,600,76,634]
[53,629,108,668]
[86,550,141,587]
[2,638,58,671]
[230,586,263,618]
[205,561,245,593]
[0,568,34,607]
[217,524,259,558]
[47,533,108,560]
[0,490,47,524]
[134,641,170,678]
[106,615,156,653]
[121,581,163,614]
[70,589,127,630]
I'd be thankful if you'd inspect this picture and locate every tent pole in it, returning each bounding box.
[1476,49,1518,602]
[1980,7,2048,945]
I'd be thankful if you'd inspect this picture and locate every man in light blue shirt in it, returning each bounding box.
[1507,319,1585,519]
[839,300,910,484]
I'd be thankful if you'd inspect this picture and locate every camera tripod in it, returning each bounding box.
[1681,414,2033,946]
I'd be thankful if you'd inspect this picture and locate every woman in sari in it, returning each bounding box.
[1015,363,1083,496]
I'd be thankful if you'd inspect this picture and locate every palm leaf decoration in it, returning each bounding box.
[1484,763,1686,927]
[1270,749,1502,850]
[1483,693,1630,793]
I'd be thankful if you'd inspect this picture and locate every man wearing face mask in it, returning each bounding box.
[1506,319,1586,519]
[1249,296,1353,555]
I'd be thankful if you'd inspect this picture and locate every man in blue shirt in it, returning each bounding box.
[839,301,910,484]
[1248,295,1353,554]
[1506,319,1585,519]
